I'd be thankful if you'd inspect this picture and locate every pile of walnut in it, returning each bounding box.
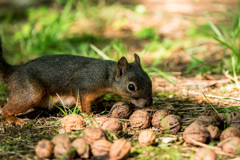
[183,111,240,158]
[35,128,131,159]
[35,100,240,159]
[61,101,182,135]
[35,101,183,159]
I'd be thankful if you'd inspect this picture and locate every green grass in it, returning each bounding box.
[0,145,18,152]
[131,145,184,160]
[207,1,240,77]
[52,92,81,117]
[0,84,7,94]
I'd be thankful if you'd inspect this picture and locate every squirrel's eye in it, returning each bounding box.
[128,84,135,92]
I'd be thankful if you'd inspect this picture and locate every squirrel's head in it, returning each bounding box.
[113,53,152,108]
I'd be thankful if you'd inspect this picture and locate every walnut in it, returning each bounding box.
[91,139,112,157]
[191,119,209,128]
[152,109,176,128]
[230,113,240,128]
[160,115,181,133]
[194,148,217,160]
[218,113,231,125]
[138,130,156,146]
[218,137,240,155]
[82,127,106,145]
[200,111,221,122]
[54,141,75,159]
[207,125,220,140]
[196,116,220,127]
[52,134,71,145]
[88,116,109,127]
[108,101,132,119]
[129,110,151,129]
[35,139,54,159]
[220,127,240,141]
[109,139,131,160]
[219,112,240,128]
[51,134,75,159]
[183,123,210,145]
[61,114,86,133]
[101,118,122,135]
[71,138,89,159]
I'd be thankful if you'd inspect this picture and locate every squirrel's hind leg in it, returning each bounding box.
[2,84,45,126]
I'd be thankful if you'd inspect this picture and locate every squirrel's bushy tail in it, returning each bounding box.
[0,37,15,81]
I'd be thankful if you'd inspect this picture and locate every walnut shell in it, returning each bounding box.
[207,125,220,140]
[183,123,210,144]
[91,139,112,157]
[230,113,240,128]
[219,112,240,128]
[194,148,217,160]
[101,118,123,135]
[108,101,132,119]
[200,111,221,122]
[138,130,156,146]
[61,114,86,133]
[35,139,54,159]
[218,137,240,155]
[82,127,106,145]
[218,113,232,125]
[52,134,71,145]
[160,115,181,133]
[196,116,220,127]
[152,109,176,128]
[191,119,209,128]
[89,116,109,127]
[54,141,75,159]
[71,138,89,158]
[129,110,151,129]
[109,139,131,160]
[220,127,240,141]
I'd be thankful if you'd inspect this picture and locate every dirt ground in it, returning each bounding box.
[0,75,240,159]
[0,0,240,159]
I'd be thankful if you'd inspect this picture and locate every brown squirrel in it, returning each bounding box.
[0,39,152,125]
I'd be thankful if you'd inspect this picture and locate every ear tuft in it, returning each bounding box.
[134,53,141,66]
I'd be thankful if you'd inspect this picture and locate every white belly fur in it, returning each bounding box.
[38,95,77,110]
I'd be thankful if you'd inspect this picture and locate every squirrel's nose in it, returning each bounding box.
[145,97,153,107]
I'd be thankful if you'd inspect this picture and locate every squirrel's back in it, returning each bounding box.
[10,54,116,94]
[0,39,15,82]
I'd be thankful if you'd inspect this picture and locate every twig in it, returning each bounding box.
[183,90,240,101]
[56,93,67,113]
[223,70,240,88]
[188,138,236,158]
[223,70,235,81]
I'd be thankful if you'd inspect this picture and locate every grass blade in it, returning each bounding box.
[90,44,111,60]
[207,19,225,41]
[213,36,237,54]
[201,91,219,114]
[151,67,176,85]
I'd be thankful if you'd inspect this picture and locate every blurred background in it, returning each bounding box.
[0,1,239,159]
[0,0,239,79]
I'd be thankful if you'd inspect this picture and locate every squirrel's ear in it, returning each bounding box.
[134,53,141,67]
[116,57,128,78]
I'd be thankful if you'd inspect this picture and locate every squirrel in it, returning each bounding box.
[0,39,152,125]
